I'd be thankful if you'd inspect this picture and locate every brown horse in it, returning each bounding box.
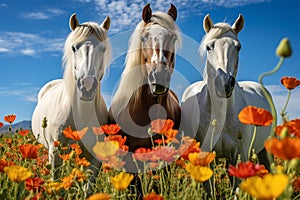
[109,3,181,174]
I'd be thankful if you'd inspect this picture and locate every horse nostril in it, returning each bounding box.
[229,76,236,87]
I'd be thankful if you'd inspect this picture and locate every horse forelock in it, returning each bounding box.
[111,11,181,118]
[62,22,111,98]
[199,23,237,82]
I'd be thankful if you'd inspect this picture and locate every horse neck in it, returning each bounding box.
[71,83,102,128]
[206,77,245,119]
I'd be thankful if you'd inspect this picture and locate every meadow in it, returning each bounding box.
[0,38,299,200]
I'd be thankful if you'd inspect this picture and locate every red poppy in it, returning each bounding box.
[62,126,88,140]
[132,148,152,162]
[0,122,3,128]
[93,126,104,135]
[25,177,45,192]
[53,141,60,147]
[228,161,268,179]
[0,158,14,172]
[264,137,300,160]
[151,119,174,134]
[19,129,30,136]
[289,119,300,137]
[19,144,40,159]
[293,177,300,192]
[4,114,16,124]
[100,124,121,135]
[238,106,273,126]
[155,146,178,163]
[281,76,300,90]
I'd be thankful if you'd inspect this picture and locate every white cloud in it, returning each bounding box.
[22,12,49,20]
[0,31,64,57]
[0,85,39,103]
[76,0,268,33]
[0,3,8,7]
[21,8,65,20]
[266,85,300,121]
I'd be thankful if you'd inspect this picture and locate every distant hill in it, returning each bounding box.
[0,120,31,134]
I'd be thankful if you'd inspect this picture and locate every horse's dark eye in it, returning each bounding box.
[206,44,214,52]
[236,45,241,51]
[72,45,77,53]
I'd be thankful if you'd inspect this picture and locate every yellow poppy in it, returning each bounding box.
[93,141,119,160]
[4,165,32,182]
[185,163,213,182]
[87,193,111,200]
[240,173,288,200]
[110,172,134,191]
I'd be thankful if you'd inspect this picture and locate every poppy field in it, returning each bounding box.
[0,39,300,200]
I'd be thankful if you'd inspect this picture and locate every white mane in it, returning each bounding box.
[199,22,236,82]
[62,22,111,98]
[111,11,181,118]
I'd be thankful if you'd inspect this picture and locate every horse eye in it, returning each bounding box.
[206,43,214,52]
[236,44,241,51]
[72,45,77,53]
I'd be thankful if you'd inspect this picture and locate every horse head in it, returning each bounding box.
[202,14,244,98]
[140,3,178,95]
[67,14,110,101]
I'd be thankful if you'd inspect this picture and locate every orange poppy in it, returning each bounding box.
[0,122,3,128]
[281,76,300,90]
[228,161,268,179]
[19,144,40,159]
[19,129,30,136]
[178,136,201,160]
[143,192,164,200]
[104,135,127,148]
[60,175,74,190]
[75,157,91,167]
[25,177,44,192]
[62,126,88,141]
[0,158,14,172]
[164,128,179,143]
[238,106,273,126]
[188,152,216,166]
[151,119,174,134]
[289,119,300,137]
[59,152,73,161]
[100,124,121,135]
[264,137,300,160]
[87,193,111,200]
[4,114,16,124]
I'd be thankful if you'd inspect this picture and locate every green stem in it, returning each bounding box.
[281,89,291,123]
[210,124,216,152]
[258,57,285,137]
[248,126,257,161]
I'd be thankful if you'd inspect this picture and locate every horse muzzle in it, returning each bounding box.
[148,67,171,95]
[77,75,98,101]
[214,68,236,98]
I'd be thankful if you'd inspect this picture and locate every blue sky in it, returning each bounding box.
[0,0,299,123]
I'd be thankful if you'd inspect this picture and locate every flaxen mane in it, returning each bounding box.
[111,11,181,117]
[63,22,111,98]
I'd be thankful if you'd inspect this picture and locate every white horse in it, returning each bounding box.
[32,13,111,185]
[181,14,272,167]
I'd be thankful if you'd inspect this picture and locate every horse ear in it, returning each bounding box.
[142,3,152,23]
[69,13,80,31]
[167,3,177,21]
[232,14,244,34]
[101,16,110,31]
[203,14,214,33]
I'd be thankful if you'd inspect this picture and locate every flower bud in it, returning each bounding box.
[211,119,218,127]
[42,117,48,129]
[276,38,292,58]
[280,127,289,139]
